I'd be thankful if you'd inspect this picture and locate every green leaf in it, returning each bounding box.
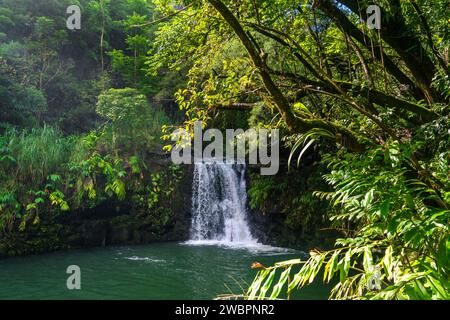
[324,250,340,283]
[248,269,270,300]
[436,237,450,269]
[362,189,374,208]
[340,250,352,283]
[258,269,276,299]
[35,197,45,204]
[379,200,390,218]
[275,259,302,267]
[383,246,393,280]
[363,247,373,272]
[269,267,291,300]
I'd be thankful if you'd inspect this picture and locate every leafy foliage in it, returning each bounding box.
[0,88,174,232]
[246,138,449,300]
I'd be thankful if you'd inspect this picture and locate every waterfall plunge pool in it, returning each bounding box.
[0,242,329,300]
[0,163,330,300]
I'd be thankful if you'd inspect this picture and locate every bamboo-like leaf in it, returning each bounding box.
[247,269,270,300]
[269,267,291,300]
[258,269,276,299]
[324,250,340,283]
[297,139,315,168]
[383,246,393,280]
[275,259,303,267]
[363,247,373,272]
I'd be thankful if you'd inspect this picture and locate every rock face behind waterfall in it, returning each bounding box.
[190,163,256,243]
[245,159,337,250]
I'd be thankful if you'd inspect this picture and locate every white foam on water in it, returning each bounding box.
[182,239,296,255]
[125,256,165,263]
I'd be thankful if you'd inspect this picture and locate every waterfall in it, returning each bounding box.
[190,162,256,243]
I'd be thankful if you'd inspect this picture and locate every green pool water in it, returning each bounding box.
[0,242,329,300]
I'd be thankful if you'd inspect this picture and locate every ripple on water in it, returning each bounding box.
[124,256,166,263]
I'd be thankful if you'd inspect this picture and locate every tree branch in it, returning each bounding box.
[317,0,426,101]
[207,0,368,152]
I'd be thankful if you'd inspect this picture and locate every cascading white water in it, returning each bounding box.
[190,162,257,243]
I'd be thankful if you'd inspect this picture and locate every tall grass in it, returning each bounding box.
[2,125,73,186]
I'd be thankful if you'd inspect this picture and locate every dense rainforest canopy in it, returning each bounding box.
[0,0,449,300]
